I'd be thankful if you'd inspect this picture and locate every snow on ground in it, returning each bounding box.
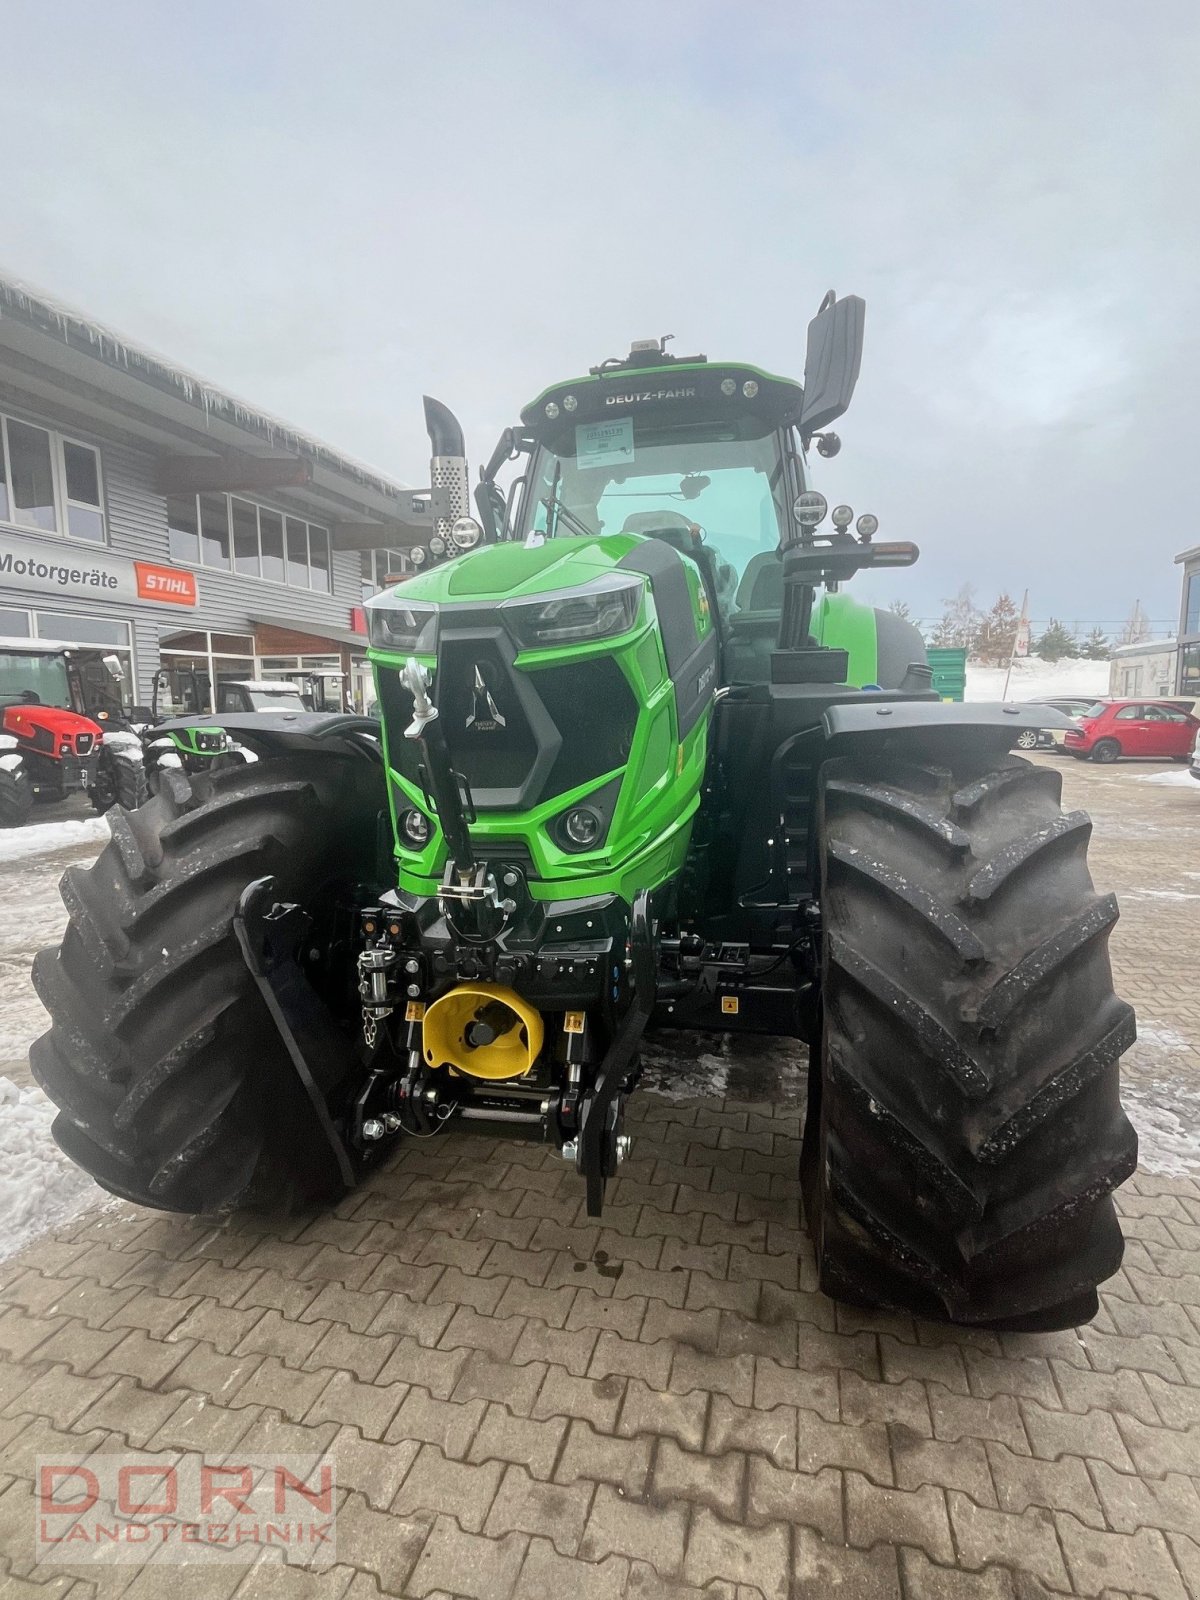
[964,655,1110,703]
[0,814,110,864]
[1133,769,1198,788]
[0,1076,99,1260]
[0,808,111,1254]
[1122,1025,1200,1179]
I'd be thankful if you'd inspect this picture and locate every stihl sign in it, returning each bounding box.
[0,531,199,608]
[135,562,198,605]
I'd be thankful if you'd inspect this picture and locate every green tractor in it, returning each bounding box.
[32,295,1136,1330]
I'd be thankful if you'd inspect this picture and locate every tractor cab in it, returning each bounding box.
[217,679,309,715]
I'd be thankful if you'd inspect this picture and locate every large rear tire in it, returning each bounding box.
[803,750,1136,1330]
[31,755,383,1213]
[0,761,34,828]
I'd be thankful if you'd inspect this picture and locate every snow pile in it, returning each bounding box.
[0,1077,98,1260]
[1133,770,1198,788]
[0,815,110,864]
[964,656,1110,704]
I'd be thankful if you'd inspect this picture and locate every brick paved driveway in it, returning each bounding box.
[1,755,1198,1600]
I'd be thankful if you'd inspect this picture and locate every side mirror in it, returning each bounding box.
[102,653,124,679]
[799,292,865,438]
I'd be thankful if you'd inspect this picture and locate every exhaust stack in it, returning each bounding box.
[423,396,470,553]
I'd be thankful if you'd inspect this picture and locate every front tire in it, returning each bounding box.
[804,750,1136,1330]
[1091,739,1121,763]
[0,761,34,828]
[31,755,383,1213]
[90,745,150,814]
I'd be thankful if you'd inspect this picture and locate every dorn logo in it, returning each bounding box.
[466,664,506,732]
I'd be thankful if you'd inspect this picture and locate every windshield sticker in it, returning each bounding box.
[575,418,635,471]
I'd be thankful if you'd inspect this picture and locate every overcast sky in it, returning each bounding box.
[3,1,1197,629]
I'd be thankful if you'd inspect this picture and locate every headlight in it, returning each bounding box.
[561,806,602,849]
[501,577,642,651]
[451,516,484,551]
[793,491,828,528]
[400,808,432,847]
[365,598,438,653]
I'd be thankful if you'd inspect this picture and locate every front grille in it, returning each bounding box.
[381,628,638,811]
[439,636,540,793]
[75,733,94,753]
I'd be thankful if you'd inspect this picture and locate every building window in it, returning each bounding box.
[26,611,135,705]
[0,607,32,637]
[199,492,231,569]
[159,629,257,715]
[166,491,330,592]
[361,548,410,600]
[232,498,261,578]
[167,494,201,565]
[1186,572,1200,636]
[1181,643,1200,696]
[7,419,58,532]
[260,509,285,584]
[62,441,105,542]
[0,412,106,543]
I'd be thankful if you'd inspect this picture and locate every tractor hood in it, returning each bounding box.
[367,534,644,614]
[2,702,103,748]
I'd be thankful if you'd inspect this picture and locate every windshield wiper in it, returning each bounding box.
[540,488,596,540]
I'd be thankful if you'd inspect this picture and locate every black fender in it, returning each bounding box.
[821,699,1073,760]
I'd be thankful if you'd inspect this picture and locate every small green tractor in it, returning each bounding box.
[32,295,1136,1329]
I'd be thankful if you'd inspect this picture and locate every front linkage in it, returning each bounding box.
[232,659,660,1213]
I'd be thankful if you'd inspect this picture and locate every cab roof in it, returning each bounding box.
[520,350,804,451]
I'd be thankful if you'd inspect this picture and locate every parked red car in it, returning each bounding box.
[1063,699,1200,762]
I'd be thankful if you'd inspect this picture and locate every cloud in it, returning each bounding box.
[2,0,1197,630]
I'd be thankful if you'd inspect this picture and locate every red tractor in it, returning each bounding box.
[0,643,105,827]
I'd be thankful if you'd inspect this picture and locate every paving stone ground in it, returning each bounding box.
[1,754,1198,1599]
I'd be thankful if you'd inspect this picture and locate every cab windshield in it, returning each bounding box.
[245,689,306,712]
[516,426,792,618]
[0,651,71,708]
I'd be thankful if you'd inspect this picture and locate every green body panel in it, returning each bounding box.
[368,535,714,903]
[812,593,879,687]
[166,726,228,758]
[390,534,642,605]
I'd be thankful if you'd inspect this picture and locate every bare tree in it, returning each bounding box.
[1116,601,1148,647]
[929,584,981,652]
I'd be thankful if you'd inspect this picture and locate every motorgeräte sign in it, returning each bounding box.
[0,530,198,608]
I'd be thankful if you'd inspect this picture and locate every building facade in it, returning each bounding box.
[0,276,424,715]
[1176,544,1200,702]
[1109,638,1179,700]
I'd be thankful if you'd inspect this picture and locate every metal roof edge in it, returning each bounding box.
[0,269,411,502]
